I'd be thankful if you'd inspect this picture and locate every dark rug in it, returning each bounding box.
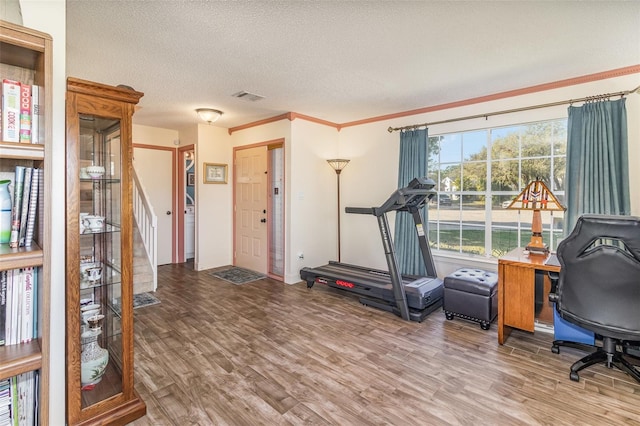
[112,292,161,316]
[134,292,161,309]
[210,266,265,285]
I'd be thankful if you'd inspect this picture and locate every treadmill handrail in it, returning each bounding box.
[345,207,376,215]
[345,177,436,217]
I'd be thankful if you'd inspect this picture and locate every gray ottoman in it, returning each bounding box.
[443,268,498,330]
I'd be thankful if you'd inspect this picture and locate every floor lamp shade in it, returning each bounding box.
[327,159,350,261]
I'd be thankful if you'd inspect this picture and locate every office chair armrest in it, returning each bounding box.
[548,271,559,303]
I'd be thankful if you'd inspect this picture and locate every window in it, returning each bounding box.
[427,119,567,258]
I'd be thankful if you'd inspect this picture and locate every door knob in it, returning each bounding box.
[260,218,266,223]
[166,211,172,215]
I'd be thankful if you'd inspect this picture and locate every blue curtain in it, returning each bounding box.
[394,129,427,275]
[565,98,630,233]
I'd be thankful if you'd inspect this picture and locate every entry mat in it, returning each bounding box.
[133,292,161,309]
[210,266,265,285]
[111,292,161,316]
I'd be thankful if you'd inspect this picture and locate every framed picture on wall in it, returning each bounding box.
[187,173,195,186]
[204,163,228,184]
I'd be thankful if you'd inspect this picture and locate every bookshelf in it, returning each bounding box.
[0,19,51,424]
[65,77,146,425]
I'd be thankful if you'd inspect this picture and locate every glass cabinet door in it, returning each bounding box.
[78,116,124,406]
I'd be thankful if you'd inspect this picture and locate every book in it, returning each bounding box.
[23,169,38,248]
[1,80,20,143]
[20,268,33,343]
[18,84,31,144]
[10,271,21,346]
[3,271,12,347]
[0,271,6,346]
[30,269,37,339]
[30,86,40,145]
[17,168,32,248]
[8,167,25,248]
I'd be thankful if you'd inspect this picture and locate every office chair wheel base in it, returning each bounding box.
[445,312,454,320]
[552,345,560,354]
[570,371,580,382]
[480,322,490,330]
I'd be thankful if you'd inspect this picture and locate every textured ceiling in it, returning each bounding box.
[65,1,640,131]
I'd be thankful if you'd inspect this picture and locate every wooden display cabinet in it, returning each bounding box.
[65,77,145,425]
[0,19,51,425]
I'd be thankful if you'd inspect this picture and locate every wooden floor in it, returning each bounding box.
[130,262,640,425]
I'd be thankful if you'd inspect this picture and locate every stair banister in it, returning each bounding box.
[132,167,158,291]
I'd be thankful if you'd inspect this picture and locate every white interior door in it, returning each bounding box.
[235,146,268,273]
[133,147,173,265]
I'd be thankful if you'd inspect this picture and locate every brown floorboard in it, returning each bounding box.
[130,262,640,425]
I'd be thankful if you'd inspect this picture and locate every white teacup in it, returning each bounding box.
[84,266,102,282]
[79,212,89,231]
[86,165,105,179]
[82,215,105,231]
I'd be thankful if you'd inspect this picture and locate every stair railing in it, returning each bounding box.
[132,167,158,291]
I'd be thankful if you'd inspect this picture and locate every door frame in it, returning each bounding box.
[233,138,285,280]
[177,144,195,263]
[133,143,177,263]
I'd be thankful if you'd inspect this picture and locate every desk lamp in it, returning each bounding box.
[505,178,566,255]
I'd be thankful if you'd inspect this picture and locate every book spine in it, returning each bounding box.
[8,167,25,249]
[30,86,40,145]
[4,271,12,348]
[21,268,33,343]
[11,376,17,426]
[31,268,37,339]
[17,168,32,248]
[0,271,6,346]
[11,271,21,346]
[18,84,31,144]
[23,169,38,248]
[1,80,20,143]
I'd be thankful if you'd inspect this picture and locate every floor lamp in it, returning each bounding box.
[505,178,566,255]
[327,159,350,262]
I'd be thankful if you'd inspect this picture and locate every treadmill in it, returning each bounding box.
[300,177,444,322]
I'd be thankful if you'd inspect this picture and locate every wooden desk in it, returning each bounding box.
[498,247,560,344]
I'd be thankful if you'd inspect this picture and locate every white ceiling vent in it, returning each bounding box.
[232,91,265,102]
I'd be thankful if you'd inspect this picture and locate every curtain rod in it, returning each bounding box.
[387,84,640,133]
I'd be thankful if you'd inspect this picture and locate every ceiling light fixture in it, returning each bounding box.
[196,108,223,124]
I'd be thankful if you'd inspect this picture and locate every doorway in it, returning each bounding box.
[177,144,195,264]
[133,145,175,265]
[233,139,285,278]
[184,150,195,260]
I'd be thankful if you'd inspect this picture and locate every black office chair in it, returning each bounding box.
[550,214,640,383]
[548,270,595,354]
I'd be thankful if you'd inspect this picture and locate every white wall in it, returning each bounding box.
[289,119,339,283]
[133,124,179,148]
[193,124,233,270]
[18,1,66,424]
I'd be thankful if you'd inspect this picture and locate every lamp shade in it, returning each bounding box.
[506,179,566,255]
[326,159,350,173]
[196,108,223,124]
[505,179,566,211]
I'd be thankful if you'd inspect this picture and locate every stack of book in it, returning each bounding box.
[0,373,38,426]
[3,166,41,249]
[0,267,37,346]
[1,79,42,145]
